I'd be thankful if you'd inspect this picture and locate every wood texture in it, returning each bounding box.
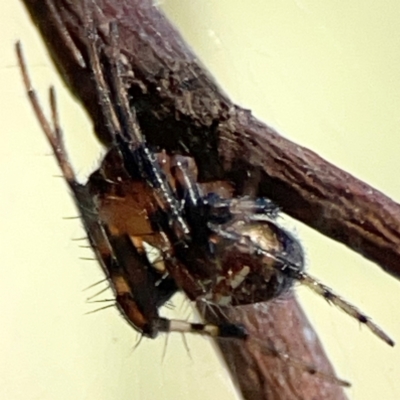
[21,0,400,280]
[19,0,400,399]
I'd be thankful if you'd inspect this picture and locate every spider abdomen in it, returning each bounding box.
[207,221,305,306]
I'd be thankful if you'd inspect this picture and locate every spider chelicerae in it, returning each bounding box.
[16,4,394,389]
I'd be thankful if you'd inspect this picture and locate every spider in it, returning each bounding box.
[15,3,394,389]
[76,13,394,347]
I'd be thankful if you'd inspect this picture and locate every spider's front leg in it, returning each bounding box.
[78,15,250,340]
[170,154,280,224]
[17,41,207,339]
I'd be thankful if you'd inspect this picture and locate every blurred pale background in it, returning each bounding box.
[1,1,400,399]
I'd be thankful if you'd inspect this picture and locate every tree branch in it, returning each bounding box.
[20,0,400,398]
[22,0,400,280]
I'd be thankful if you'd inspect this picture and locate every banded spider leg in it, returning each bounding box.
[163,155,354,387]
[78,7,254,339]
[16,41,247,340]
[18,2,397,394]
[80,10,393,379]
[82,4,190,241]
[17,28,350,390]
[169,154,394,346]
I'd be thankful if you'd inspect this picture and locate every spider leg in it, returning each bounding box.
[83,16,220,306]
[15,41,166,337]
[204,195,279,222]
[17,40,250,342]
[45,0,86,68]
[81,9,190,239]
[16,42,76,189]
[103,20,144,145]
[16,42,109,265]
[104,231,247,339]
[226,197,279,218]
[16,40,126,318]
[210,221,394,346]
[171,155,279,225]
[297,271,395,346]
[170,154,203,206]
[160,319,247,339]
[81,2,122,138]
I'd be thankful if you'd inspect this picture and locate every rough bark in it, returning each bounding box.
[20,0,400,398]
[21,0,400,280]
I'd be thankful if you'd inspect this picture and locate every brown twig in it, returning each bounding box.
[204,297,348,400]
[19,0,400,399]
[21,0,400,280]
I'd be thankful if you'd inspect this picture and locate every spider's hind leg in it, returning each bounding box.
[297,271,395,346]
